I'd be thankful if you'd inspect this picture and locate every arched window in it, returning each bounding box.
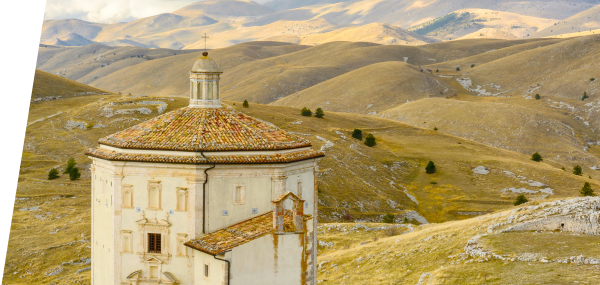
[123,190,132,208]
[177,193,186,211]
[178,239,186,256]
[123,236,131,252]
[149,187,160,209]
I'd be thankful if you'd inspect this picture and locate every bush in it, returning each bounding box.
[531,152,543,162]
[581,182,595,196]
[456,67,460,71]
[436,69,439,72]
[561,167,566,171]
[48,168,59,180]
[573,165,583,176]
[384,226,400,236]
[425,161,436,174]
[581,92,589,101]
[352,129,363,140]
[86,123,94,130]
[315,107,324,118]
[64,158,76,174]
[471,64,475,68]
[382,213,395,223]
[420,69,424,72]
[535,94,541,100]
[430,181,437,184]
[242,100,249,108]
[301,107,312,116]
[403,217,409,224]
[433,127,438,131]
[591,78,595,81]
[514,194,528,206]
[69,167,81,180]
[364,134,376,147]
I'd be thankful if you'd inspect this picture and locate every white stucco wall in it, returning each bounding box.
[91,163,115,285]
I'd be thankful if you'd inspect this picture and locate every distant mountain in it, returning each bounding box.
[42,32,100,47]
[533,4,600,37]
[263,0,352,11]
[41,19,107,41]
[172,0,275,17]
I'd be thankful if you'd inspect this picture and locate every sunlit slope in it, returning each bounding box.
[272,61,452,114]
[409,9,556,41]
[31,70,109,99]
[442,35,600,101]
[36,44,197,83]
[172,0,276,18]
[40,19,108,41]
[381,98,599,168]
[534,4,600,38]
[297,23,438,45]
[89,41,309,95]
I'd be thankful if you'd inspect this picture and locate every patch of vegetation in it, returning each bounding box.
[580,91,589,101]
[409,12,470,35]
[64,158,77,174]
[425,161,436,174]
[531,152,543,162]
[69,167,81,181]
[433,127,438,131]
[514,194,528,205]
[581,182,594,196]
[471,64,475,68]
[301,107,312,116]
[382,214,395,223]
[315,107,324,118]
[351,129,362,140]
[573,165,583,176]
[456,67,461,71]
[48,168,59,180]
[364,134,376,147]
[243,100,249,108]
[535,94,541,100]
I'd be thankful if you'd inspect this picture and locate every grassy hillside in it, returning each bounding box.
[272,61,453,114]
[534,4,600,38]
[31,70,109,99]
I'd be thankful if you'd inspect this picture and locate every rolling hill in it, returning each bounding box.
[31,70,109,100]
[42,33,99,47]
[534,4,600,38]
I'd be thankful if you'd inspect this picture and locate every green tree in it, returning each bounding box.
[425,161,436,174]
[48,168,59,180]
[531,152,543,162]
[514,194,528,206]
[436,69,439,72]
[471,64,475,68]
[456,67,460,71]
[64,158,76,174]
[364,134,376,147]
[383,214,395,223]
[242,100,249,108]
[581,92,589,101]
[535,94,541,100]
[69,167,81,180]
[301,107,312,116]
[561,167,566,171]
[573,165,583,176]
[314,107,324,118]
[403,217,409,224]
[433,127,438,131]
[352,129,363,140]
[591,78,595,81]
[580,182,595,196]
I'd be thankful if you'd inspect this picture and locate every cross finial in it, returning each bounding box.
[201,33,209,53]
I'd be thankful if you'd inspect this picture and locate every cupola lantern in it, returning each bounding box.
[189,51,222,108]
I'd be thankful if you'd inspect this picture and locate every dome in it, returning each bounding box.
[192,52,219,72]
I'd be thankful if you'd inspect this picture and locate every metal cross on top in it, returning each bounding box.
[202,33,209,52]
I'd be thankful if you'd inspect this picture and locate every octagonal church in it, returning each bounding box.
[85,51,323,285]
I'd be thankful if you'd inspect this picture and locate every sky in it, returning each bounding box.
[44,0,271,23]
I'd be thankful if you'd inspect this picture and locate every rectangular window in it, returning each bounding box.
[197,81,203,100]
[204,264,209,277]
[148,233,161,253]
[207,82,213,100]
[190,81,193,99]
[234,186,242,204]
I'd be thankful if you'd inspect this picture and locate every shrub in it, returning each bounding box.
[301,107,312,116]
[580,182,595,196]
[471,64,475,68]
[48,168,59,180]
[425,161,436,174]
[382,213,395,223]
[581,92,589,101]
[64,158,76,174]
[86,123,94,130]
[352,129,363,140]
[242,100,249,108]
[561,167,566,171]
[436,69,439,72]
[384,226,400,236]
[315,108,324,118]
[514,194,528,206]
[531,152,543,162]
[433,127,438,131]
[573,165,583,176]
[69,167,81,180]
[403,217,409,224]
[456,67,460,71]
[535,94,541,100]
[430,181,437,184]
[364,134,376,147]
[591,78,595,81]
[420,69,424,72]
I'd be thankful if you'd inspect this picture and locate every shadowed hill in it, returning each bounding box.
[272,61,452,114]
[40,19,107,41]
[31,70,109,99]
[172,0,275,17]
[42,33,99,47]
[534,4,600,38]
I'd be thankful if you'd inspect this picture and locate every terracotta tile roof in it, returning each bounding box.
[84,148,324,164]
[98,107,312,151]
[185,211,300,255]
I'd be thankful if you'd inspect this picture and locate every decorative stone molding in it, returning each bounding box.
[121,230,133,254]
[176,233,188,257]
[122,184,134,209]
[176,187,188,212]
[147,180,162,210]
[136,210,172,264]
[272,175,287,197]
[232,184,245,205]
[272,192,304,234]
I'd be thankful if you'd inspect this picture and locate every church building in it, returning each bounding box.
[85,51,323,285]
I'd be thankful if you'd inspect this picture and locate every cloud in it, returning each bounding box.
[44,0,271,23]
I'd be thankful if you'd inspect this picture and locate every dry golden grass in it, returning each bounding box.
[31,70,108,99]
[534,4,600,38]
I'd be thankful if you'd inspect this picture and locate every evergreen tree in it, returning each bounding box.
[69,167,81,180]
[314,108,324,118]
[456,67,460,71]
[573,165,583,176]
[364,134,376,147]
[425,161,436,174]
[580,182,594,196]
[64,158,76,174]
[531,152,543,162]
[581,92,589,101]
[383,214,395,224]
[301,107,312,116]
[561,167,566,171]
[433,127,438,131]
[471,64,475,68]
[535,94,541,100]
[403,217,409,224]
[436,69,439,72]
[514,194,528,206]
[352,129,363,140]
[242,100,249,108]
[48,168,59,180]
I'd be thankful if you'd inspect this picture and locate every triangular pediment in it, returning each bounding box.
[143,255,164,264]
[273,191,304,203]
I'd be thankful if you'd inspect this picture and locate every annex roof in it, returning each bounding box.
[185,211,310,255]
[97,107,313,152]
